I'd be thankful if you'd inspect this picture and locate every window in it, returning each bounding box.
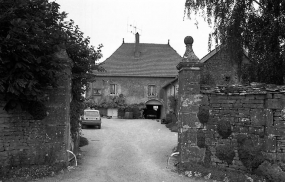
[93,89,101,95]
[148,85,156,96]
[110,84,117,95]
[84,110,100,117]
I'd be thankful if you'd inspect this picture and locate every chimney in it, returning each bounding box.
[134,32,140,57]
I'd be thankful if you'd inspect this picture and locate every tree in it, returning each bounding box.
[185,0,285,84]
[0,0,103,116]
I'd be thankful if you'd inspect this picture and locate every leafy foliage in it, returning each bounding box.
[27,101,47,120]
[168,95,178,114]
[197,129,206,148]
[0,0,103,111]
[197,106,210,124]
[216,144,236,165]
[0,0,67,110]
[185,0,285,84]
[238,138,265,172]
[217,119,232,139]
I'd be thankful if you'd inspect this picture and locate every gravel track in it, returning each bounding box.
[40,119,206,182]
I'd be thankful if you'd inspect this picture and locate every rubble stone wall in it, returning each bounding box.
[200,87,285,170]
[0,50,72,174]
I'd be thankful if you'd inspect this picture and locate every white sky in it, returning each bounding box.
[55,0,212,62]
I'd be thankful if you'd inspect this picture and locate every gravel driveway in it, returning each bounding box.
[40,119,205,182]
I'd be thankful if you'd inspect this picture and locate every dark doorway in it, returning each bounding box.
[144,105,161,119]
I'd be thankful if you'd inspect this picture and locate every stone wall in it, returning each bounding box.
[199,87,285,170]
[177,36,285,173]
[0,50,72,174]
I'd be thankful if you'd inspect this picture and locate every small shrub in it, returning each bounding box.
[216,144,235,165]
[118,108,125,118]
[79,136,89,147]
[217,119,232,139]
[197,107,210,124]
[28,101,47,120]
[238,139,265,172]
[168,95,178,114]
[125,107,132,112]
[165,113,173,124]
[132,107,141,119]
[203,147,212,167]
[197,130,206,148]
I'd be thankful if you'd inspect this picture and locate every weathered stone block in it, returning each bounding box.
[181,113,199,128]
[233,103,243,108]
[250,109,267,126]
[266,99,283,109]
[184,84,200,95]
[212,104,221,108]
[273,94,283,99]
[228,96,245,100]
[274,111,282,117]
[274,120,285,128]
[267,127,285,136]
[200,95,209,105]
[221,104,233,108]
[181,146,206,163]
[266,93,273,99]
[255,95,266,99]
[276,153,285,162]
[245,95,255,100]
[265,136,277,152]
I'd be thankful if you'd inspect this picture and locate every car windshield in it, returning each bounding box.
[84,111,100,117]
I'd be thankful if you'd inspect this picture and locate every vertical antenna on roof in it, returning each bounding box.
[127,21,142,35]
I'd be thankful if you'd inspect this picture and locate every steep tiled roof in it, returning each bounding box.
[95,43,181,77]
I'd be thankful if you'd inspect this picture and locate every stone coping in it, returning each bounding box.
[200,83,285,95]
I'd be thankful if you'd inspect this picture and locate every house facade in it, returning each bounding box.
[86,33,181,119]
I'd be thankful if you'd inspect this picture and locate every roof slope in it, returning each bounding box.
[200,45,249,63]
[95,43,181,77]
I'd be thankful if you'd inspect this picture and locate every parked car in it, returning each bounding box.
[146,110,157,119]
[81,109,101,129]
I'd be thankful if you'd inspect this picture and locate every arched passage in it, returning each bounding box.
[144,99,163,119]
